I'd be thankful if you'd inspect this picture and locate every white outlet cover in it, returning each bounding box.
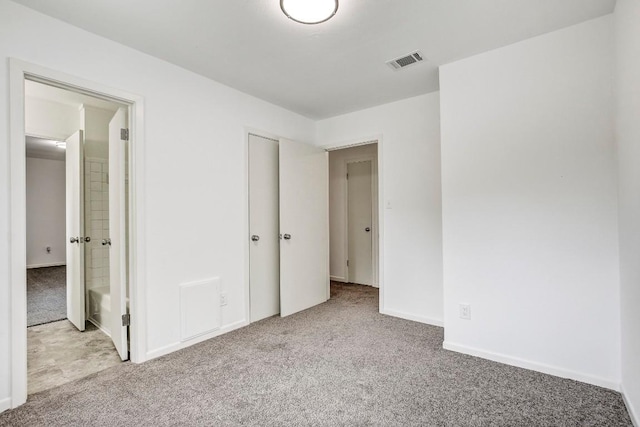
[459,304,471,320]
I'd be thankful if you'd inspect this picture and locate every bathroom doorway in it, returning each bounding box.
[328,142,379,287]
[24,79,130,394]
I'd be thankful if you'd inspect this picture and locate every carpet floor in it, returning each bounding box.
[26,266,66,327]
[1,283,632,426]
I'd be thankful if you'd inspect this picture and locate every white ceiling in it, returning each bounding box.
[12,0,616,119]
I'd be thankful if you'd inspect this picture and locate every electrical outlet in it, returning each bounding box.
[220,293,228,306]
[459,304,471,320]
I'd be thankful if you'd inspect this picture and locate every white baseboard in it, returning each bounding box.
[146,319,248,361]
[621,384,639,427]
[330,275,346,282]
[0,397,11,413]
[381,308,444,327]
[443,341,620,391]
[27,262,66,269]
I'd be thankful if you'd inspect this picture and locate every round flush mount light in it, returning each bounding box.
[280,0,338,25]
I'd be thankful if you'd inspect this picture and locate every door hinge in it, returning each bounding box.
[346,173,349,179]
[120,128,129,141]
[122,313,130,327]
[347,260,349,267]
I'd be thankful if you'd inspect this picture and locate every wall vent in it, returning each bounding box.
[386,51,425,70]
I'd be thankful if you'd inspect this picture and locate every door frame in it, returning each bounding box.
[344,156,378,286]
[323,137,384,309]
[9,58,147,408]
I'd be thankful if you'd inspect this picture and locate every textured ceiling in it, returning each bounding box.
[11,0,616,119]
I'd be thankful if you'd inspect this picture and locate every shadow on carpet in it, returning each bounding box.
[27,266,66,327]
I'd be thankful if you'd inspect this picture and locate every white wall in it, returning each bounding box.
[317,92,443,326]
[25,157,66,268]
[614,0,640,423]
[81,105,115,159]
[25,97,79,140]
[0,0,315,408]
[440,16,620,388]
[328,144,378,283]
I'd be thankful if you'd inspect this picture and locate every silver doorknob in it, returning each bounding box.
[69,237,79,243]
[283,234,292,240]
[365,227,371,232]
[84,236,91,243]
[251,235,260,242]
[102,238,111,246]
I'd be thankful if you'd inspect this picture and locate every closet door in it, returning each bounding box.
[279,138,329,317]
[248,134,280,322]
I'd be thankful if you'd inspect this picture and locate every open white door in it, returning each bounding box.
[279,138,329,317]
[65,130,85,331]
[108,108,128,360]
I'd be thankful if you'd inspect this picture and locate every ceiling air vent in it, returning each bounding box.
[386,51,425,70]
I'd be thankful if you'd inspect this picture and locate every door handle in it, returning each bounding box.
[69,237,79,243]
[365,227,371,232]
[251,235,260,242]
[283,234,292,240]
[102,238,111,246]
[83,236,91,243]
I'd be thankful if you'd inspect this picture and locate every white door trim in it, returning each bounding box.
[8,58,147,408]
[345,156,377,286]
[322,136,383,307]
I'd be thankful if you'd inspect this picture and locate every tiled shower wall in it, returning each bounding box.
[84,157,109,290]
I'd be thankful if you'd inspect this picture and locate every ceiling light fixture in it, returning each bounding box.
[280,0,338,25]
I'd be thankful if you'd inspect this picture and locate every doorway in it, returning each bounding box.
[24,80,129,394]
[9,58,145,408]
[328,143,379,287]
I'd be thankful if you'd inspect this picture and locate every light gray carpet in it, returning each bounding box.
[1,283,632,426]
[27,266,66,327]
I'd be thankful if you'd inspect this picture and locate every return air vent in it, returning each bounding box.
[386,51,425,70]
